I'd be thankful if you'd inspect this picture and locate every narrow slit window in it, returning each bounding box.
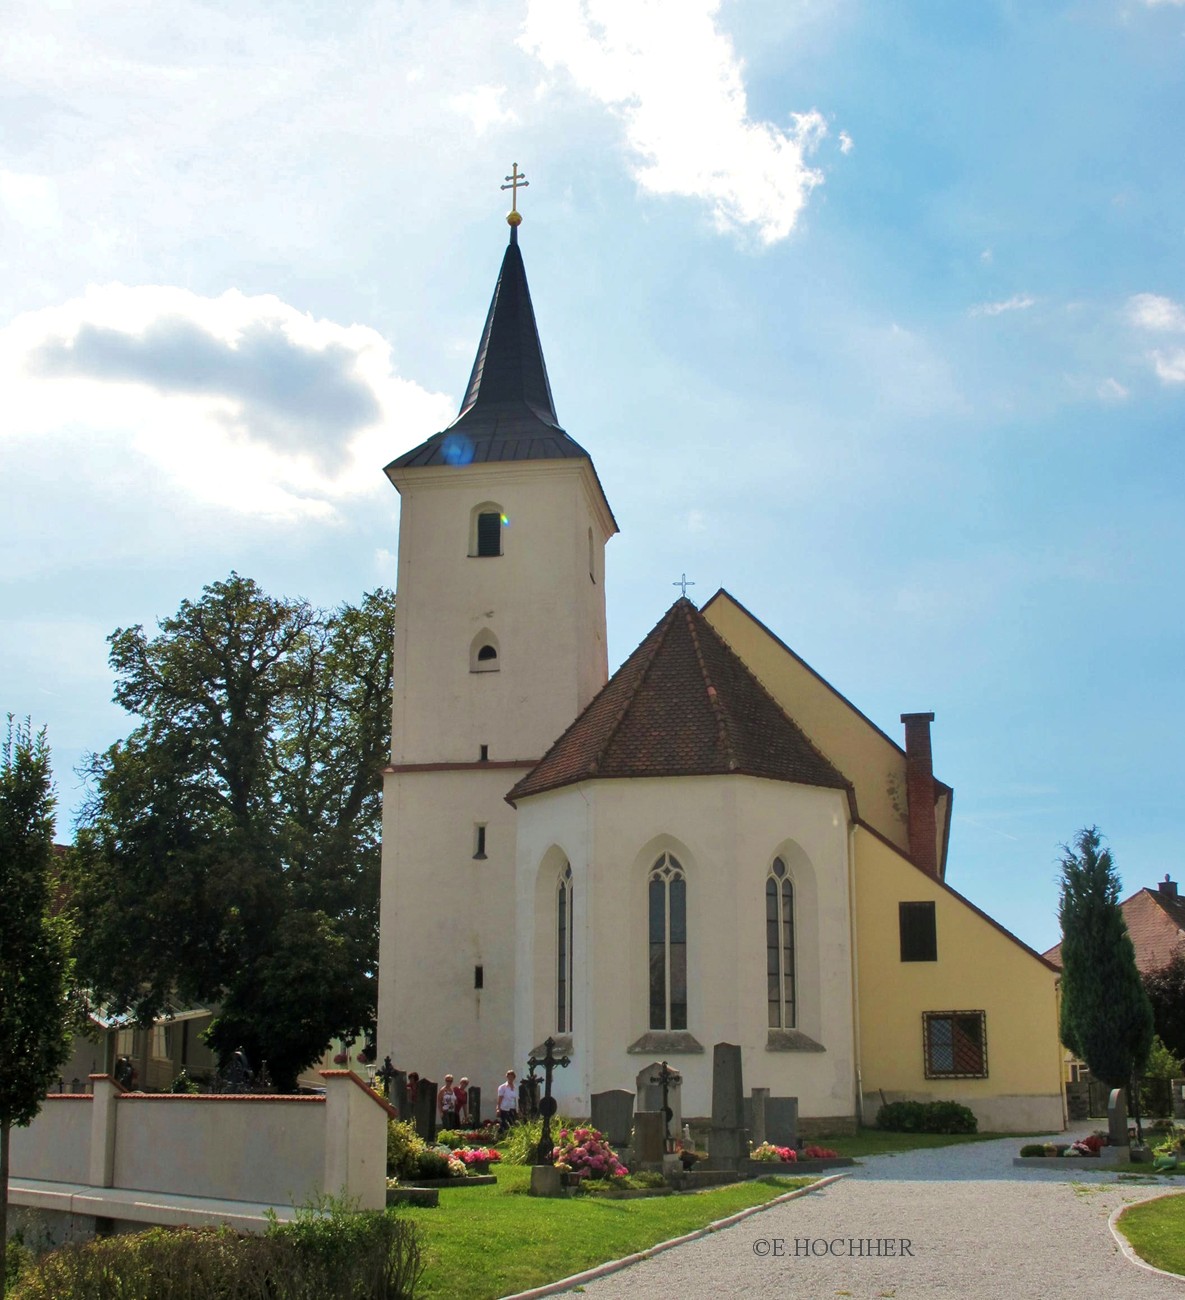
[474,825,487,859]
[557,863,574,1033]
[474,965,484,990]
[479,744,489,762]
[648,853,687,1031]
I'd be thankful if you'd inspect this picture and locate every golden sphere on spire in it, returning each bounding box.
[507,210,523,227]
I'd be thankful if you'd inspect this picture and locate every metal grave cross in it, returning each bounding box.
[527,1035,571,1165]
[673,573,695,598]
[649,1059,681,1146]
[375,1055,398,1100]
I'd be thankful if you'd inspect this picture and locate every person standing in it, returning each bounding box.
[496,1069,518,1132]
[438,1074,459,1130]
[456,1076,470,1127]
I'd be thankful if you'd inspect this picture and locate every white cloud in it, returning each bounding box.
[1128,292,1185,332]
[0,285,454,521]
[969,294,1035,318]
[449,85,519,136]
[520,0,827,245]
[1097,377,1129,402]
[838,131,854,155]
[1127,293,1185,386]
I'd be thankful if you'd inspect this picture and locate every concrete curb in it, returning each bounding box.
[498,1173,847,1300]
[1108,1192,1185,1286]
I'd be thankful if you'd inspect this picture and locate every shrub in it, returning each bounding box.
[875,1100,977,1135]
[1019,1144,1047,1157]
[11,1205,423,1300]
[412,1148,453,1180]
[498,1115,577,1166]
[801,1145,839,1159]
[5,1237,33,1292]
[387,1119,426,1179]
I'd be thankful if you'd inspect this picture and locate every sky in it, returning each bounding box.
[2,0,1183,955]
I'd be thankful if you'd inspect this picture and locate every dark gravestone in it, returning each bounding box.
[415,1077,437,1142]
[745,1088,769,1146]
[591,1089,634,1149]
[707,1043,746,1170]
[765,1096,798,1147]
[467,1084,481,1126]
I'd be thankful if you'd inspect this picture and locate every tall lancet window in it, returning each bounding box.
[766,857,796,1029]
[557,863,574,1033]
[648,854,687,1030]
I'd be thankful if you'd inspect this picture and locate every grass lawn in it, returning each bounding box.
[1116,1192,1185,1273]
[400,1166,812,1299]
[809,1128,1042,1158]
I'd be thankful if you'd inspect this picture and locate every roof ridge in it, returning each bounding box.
[587,602,683,775]
[683,600,738,771]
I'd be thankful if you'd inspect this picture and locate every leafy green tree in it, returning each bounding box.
[0,719,73,1300]
[1144,952,1185,1065]
[1057,826,1154,1091]
[72,575,395,1090]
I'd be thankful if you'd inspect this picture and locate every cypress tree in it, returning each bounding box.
[1057,826,1154,1090]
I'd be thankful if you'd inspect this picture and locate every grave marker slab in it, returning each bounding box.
[591,1089,634,1149]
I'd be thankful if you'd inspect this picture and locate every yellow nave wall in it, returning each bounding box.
[855,828,1064,1132]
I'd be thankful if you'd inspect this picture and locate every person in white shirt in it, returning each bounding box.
[496,1069,518,1131]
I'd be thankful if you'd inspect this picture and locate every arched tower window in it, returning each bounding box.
[648,853,687,1030]
[469,501,505,557]
[766,857,796,1029]
[557,863,574,1033]
[470,630,500,673]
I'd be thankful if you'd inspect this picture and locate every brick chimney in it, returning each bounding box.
[901,712,938,878]
[1159,875,1178,897]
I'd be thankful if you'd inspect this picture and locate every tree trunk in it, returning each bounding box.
[1,1118,11,1300]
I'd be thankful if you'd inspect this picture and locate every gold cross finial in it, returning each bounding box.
[501,163,529,228]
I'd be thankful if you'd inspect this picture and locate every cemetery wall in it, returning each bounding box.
[8,1070,393,1229]
[9,1094,92,1183]
[854,828,1064,1132]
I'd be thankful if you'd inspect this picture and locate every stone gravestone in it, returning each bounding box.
[415,1077,437,1143]
[1173,1079,1185,1122]
[591,1089,634,1150]
[745,1088,770,1146]
[706,1043,746,1171]
[467,1084,481,1127]
[1107,1087,1128,1149]
[633,1112,666,1171]
[635,1062,682,1139]
[765,1096,799,1147]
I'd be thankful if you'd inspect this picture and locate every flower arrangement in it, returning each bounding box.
[455,1146,502,1167]
[1067,1135,1103,1157]
[751,1142,797,1163]
[801,1145,839,1160]
[447,1155,467,1178]
[551,1126,629,1179]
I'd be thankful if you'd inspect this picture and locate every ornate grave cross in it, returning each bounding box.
[650,1059,681,1148]
[528,1035,571,1165]
[375,1055,398,1100]
[673,573,695,598]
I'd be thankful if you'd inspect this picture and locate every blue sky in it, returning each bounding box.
[2,0,1182,953]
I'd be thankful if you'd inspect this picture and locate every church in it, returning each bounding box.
[376,197,1064,1133]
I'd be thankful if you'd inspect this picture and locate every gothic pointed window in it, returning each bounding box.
[557,863,574,1033]
[648,853,687,1031]
[766,857,796,1029]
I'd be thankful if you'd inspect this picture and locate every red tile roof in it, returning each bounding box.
[1043,880,1185,974]
[507,598,851,804]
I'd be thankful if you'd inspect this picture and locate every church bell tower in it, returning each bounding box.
[377,173,617,1088]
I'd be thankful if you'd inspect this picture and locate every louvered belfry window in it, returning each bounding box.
[476,510,502,557]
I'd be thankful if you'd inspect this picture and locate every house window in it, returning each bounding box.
[766,857,796,1029]
[899,901,937,962]
[649,853,687,1031]
[923,1011,987,1079]
[557,863,574,1033]
[476,510,502,557]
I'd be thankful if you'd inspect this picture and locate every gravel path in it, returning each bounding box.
[551,1133,1185,1299]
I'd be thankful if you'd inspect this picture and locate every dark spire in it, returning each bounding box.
[387,230,591,471]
